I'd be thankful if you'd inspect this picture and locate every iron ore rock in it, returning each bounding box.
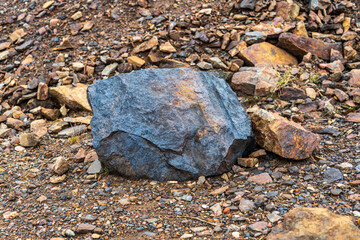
[87,68,254,181]
[251,109,320,160]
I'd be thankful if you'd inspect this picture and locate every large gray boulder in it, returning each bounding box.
[87,68,253,181]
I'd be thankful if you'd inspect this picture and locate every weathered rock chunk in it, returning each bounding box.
[239,42,298,67]
[346,113,360,122]
[349,69,360,87]
[278,33,342,60]
[19,133,39,147]
[268,207,360,240]
[87,68,254,181]
[52,157,70,175]
[240,0,257,10]
[280,87,307,101]
[231,67,279,96]
[251,109,320,160]
[49,83,91,111]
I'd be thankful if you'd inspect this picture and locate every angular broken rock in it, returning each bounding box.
[237,158,258,168]
[310,0,331,10]
[248,172,272,184]
[267,207,360,240]
[87,159,102,174]
[49,83,91,112]
[251,109,320,160]
[132,36,158,54]
[52,157,70,175]
[280,87,307,101]
[278,33,342,60]
[19,133,39,147]
[87,68,254,181]
[75,223,96,234]
[346,113,360,123]
[349,69,360,87]
[231,67,279,96]
[58,125,87,137]
[239,42,298,67]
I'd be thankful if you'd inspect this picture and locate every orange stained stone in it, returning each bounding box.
[239,42,298,67]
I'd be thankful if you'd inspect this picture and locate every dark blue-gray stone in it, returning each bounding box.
[87,68,253,181]
[323,168,343,183]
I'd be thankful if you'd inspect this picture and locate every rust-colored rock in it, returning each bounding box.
[268,207,360,240]
[131,36,158,54]
[231,67,279,96]
[346,113,360,122]
[248,172,273,184]
[276,1,300,21]
[251,109,320,160]
[52,157,70,175]
[237,158,259,168]
[349,69,360,87]
[278,33,342,60]
[239,42,298,67]
[37,82,48,100]
[40,108,60,121]
[280,87,307,101]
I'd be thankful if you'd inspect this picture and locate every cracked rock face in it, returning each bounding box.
[87,68,254,181]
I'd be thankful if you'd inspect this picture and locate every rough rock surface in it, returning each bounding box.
[19,133,39,147]
[267,207,360,240]
[231,67,279,96]
[49,83,91,112]
[88,68,254,181]
[278,33,342,60]
[349,69,360,87]
[251,109,320,160]
[239,42,298,67]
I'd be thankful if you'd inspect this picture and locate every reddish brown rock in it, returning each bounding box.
[30,119,47,138]
[84,150,98,163]
[267,207,360,240]
[159,59,190,68]
[351,89,360,103]
[52,157,70,175]
[0,42,11,51]
[251,23,283,37]
[75,223,96,233]
[319,60,344,73]
[249,221,268,232]
[349,180,360,186]
[280,87,307,101]
[40,108,60,121]
[37,82,49,100]
[349,69,360,87]
[75,148,88,162]
[278,33,342,60]
[0,115,7,123]
[6,118,23,130]
[334,89,349,102]
[239,42,298,67]
[131,36,158,54]
[346,113,360,122]
[251,109,320,160]
[231,67,279,96]
[248,172,273,185]
[276,1,300,21]
[19,133,39,147]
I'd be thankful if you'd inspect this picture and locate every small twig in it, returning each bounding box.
[179,216,221,227]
